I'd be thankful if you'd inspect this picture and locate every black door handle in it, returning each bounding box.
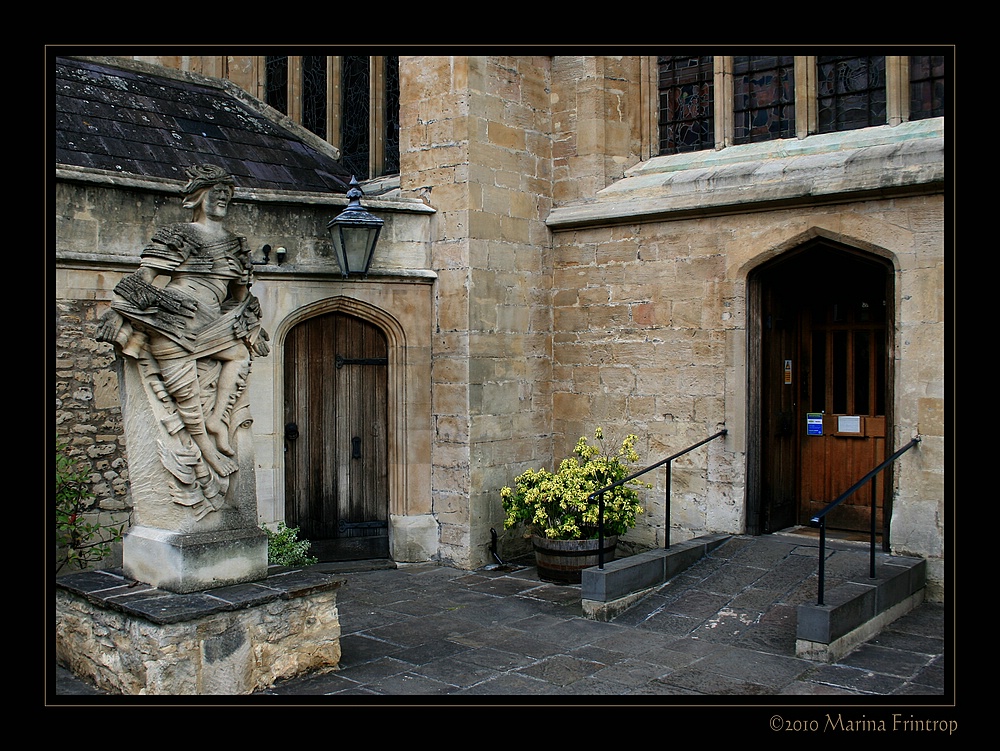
[285,422,299,441]
[352,436,362,459]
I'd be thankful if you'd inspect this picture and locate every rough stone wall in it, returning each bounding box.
[56,586,341,695]
[54,183,182,571]
[54,298,132,569]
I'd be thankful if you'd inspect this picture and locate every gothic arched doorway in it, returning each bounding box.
[748,240,895,539]
[283,311,389,560]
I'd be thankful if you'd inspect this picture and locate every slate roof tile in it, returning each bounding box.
[55,56,353,194]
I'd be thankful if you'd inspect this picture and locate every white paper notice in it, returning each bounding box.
[838,415,861,433]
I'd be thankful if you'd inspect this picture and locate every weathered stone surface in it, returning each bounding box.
[55,569,344,695]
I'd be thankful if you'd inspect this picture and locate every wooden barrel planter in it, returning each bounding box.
[531,534,617,584]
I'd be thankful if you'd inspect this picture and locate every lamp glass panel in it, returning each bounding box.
[345,228,375,272]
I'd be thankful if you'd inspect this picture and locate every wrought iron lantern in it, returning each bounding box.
[327,176,384,277]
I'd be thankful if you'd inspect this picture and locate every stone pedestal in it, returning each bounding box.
[123,525,268,594]
[55,566,344,695]
[117,354,267,593]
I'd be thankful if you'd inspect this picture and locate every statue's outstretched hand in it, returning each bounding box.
[96,309,124,344]
[252,328,271,358]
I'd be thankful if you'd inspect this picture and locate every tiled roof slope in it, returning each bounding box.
[54,56,354,194]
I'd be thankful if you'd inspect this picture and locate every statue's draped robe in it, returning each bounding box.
[111,224,264,516]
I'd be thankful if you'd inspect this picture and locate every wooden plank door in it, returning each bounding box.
[284,312,389,560]
[798,287,887,532]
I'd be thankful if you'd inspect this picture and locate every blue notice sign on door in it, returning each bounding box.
[806,413,823,436]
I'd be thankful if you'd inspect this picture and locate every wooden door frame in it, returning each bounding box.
[747,238,896,540]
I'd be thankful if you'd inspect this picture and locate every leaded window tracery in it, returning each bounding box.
[733,55,796,144]
[261,55,400,179]
[816,55,887,133]
[909,55,946,120]
[657,55,715,155]
[656,54,942,157]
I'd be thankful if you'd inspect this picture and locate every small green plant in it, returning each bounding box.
[501,427,650,540]
[264,521,318,567]
[56,438,126,573]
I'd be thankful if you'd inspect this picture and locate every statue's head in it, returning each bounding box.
[181,164,235,209]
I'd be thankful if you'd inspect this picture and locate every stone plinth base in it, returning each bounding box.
[796,554,927,663]
[55,566,343,695]
[123,525,268,594]
[390,513,438,562]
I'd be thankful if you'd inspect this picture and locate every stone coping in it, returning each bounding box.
[547,119,945,229]
[55,566,345,626]
[55,165,433,214]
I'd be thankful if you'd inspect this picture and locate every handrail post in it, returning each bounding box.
[589,428,726,568]
[598,491,605,569]
[664,461,671,550]
[817,517,826,605]
[869,475,877,579]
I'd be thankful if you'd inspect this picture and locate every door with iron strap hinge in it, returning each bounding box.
[284,311,389,561]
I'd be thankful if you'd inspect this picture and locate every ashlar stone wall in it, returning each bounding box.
[400,56,556,567]
[549,194,946,594]
[57,55,946,588]
[550,56,646,203]
[550,218,735,550]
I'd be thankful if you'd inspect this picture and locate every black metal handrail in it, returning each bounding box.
[810,436,921,605]
[589,429,727,568]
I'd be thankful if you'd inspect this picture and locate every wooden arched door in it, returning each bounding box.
[754,242,893,537]
[283,311,389,560]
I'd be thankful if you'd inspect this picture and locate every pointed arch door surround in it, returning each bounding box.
[749,240,894,538]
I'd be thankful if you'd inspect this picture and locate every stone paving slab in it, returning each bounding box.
[52,535,949,701]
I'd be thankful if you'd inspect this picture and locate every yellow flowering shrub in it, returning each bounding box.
[501,428,648,540]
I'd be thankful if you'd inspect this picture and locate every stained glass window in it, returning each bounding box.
[816,55,886,133]
[909,55,945,120]
[261,55,399,179]
[733,55,795,144]
[264,56,288,115]
[340,55,371,179]
[301,56,328,141]
[383,56,400,176]
[658,56,715,154]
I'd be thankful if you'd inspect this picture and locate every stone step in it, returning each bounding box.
[580,533,731,620]
[579,532,927,664]
[796,553,927,662]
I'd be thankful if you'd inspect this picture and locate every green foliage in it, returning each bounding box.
[264,521,318,567]
[55,439,126,573]
[501,428,650,540]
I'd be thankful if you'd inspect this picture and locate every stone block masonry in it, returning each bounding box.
[55,567,344,695]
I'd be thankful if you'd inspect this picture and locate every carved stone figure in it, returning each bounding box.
[98,164,270,522]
